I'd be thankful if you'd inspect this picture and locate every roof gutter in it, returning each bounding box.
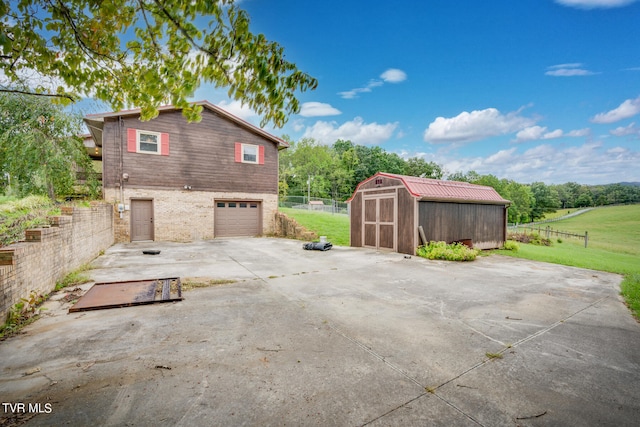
[417,196,511,206]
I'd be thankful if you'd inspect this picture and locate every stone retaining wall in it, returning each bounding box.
[0,204,113,322]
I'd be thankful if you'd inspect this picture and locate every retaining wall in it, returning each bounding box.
[273,211,318,241]
[0,204,113,322]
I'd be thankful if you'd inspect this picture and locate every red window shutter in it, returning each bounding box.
[127,128,137,152]
[160,133,169,156]
[235,142,242,162]
[258,145,265,165]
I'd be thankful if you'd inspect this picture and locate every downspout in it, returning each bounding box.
[119,117,125,216]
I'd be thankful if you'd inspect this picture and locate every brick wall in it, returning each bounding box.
[104,188,278,242]
[0,204,113,322]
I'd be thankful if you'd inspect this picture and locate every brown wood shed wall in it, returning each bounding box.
[350,173,508,254]
[418,201,507,250]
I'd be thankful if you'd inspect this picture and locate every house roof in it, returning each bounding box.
[83,100,289,150]
[350,172,511,205]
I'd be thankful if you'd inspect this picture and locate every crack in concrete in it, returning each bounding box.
[230,252,613,426]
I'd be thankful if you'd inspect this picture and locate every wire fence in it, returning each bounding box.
[508,224,588,247]
[279,196,349,215]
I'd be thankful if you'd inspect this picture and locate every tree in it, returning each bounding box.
[0,0,317,126]
[530,182,560,221]
[403,157,443,179]
[504,181,534,223]
[0,93,99,199]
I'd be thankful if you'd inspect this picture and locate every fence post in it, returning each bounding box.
[585,231,588,248]
[546,226,550,239]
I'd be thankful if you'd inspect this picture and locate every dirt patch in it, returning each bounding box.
[181,277,237,291]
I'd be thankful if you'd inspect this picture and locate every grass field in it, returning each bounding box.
[281,204,640,319]
[279,207,350,246]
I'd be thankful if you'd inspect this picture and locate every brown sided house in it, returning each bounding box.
[348,172,510,255]
[84,101,287,242]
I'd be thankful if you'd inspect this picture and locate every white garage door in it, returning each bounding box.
[214,201,261,237]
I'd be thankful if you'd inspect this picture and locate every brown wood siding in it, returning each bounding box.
[396,187,416,255]
[418,201,505,248]
[102,109,278,194]
[349,193,362,247]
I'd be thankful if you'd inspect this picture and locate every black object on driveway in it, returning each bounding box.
[303,242,333,251]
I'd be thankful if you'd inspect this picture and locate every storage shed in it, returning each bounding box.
[348,172,510,255]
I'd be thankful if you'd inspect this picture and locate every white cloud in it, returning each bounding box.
[339,69,407,99]
[591,96,640,123]
[555,0,638,9]
[302,117,398,145]
[545,63,596,76]
[441,142,640,184]
[380,68,407,83]
[216,99,257,121]
[299,102,341,117]
[610,122,640,137]
[485,148,517,165]
[515,126,547,142]
[515,126,591,142]
[543,129,564,139]
[566,128,591,137]
[424,107,536,144]
[338,83,379,100]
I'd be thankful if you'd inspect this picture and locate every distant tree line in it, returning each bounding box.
[279,138,640,223]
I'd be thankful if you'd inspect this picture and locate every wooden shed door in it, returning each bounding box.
[363,195,396,250]
[131,199,154,241]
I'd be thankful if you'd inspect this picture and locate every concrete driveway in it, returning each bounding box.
[1,237,639,426]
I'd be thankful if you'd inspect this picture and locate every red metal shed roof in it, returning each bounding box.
[351,172,510,205]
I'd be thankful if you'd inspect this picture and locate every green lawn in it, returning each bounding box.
[279,207,350,246]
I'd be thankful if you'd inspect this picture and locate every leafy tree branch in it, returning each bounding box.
[0,0,317,126]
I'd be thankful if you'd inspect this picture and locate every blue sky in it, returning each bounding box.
[70,0,639,185]
[188,0,640,185]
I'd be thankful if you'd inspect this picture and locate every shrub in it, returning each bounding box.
[416,241,479,261]
[507,232,552,246]
[503,240,519,251]
[0,195,59,247]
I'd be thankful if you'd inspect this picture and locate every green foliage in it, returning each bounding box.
[1,0,317,127]
[502,240,519,251]
[0,93,100,199]
[55,264,92,291]
[0,195,58,246]
[449,171,640,223]
[279,138,443,200]
[1,290,47,340]
[485,352,503,360]
[508,232,552,246]
[416,241,479,261]
[620,274,640,321]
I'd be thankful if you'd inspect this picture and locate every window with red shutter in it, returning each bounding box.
[235,143,264,165]
[127,129,168,155]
